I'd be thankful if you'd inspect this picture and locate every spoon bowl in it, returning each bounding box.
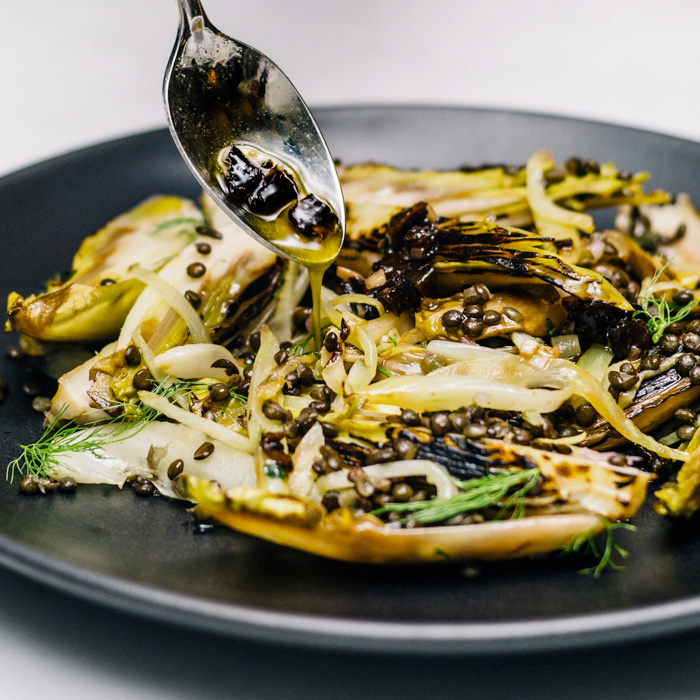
[163,0,345,267]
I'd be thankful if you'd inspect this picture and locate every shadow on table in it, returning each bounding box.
[0,566,697,700]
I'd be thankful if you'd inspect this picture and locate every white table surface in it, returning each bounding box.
[3,1,700,697]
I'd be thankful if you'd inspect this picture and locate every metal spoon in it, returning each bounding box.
[163,0,345,267]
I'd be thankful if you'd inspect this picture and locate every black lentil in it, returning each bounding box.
[293,306,312,330]
[324,332,339,353]
[574,403,597,427]
[502,307,524,323]
[660,334,680,354]
[463,284,490,305]
[58,476,77,494]
[209,383,230,401]
[211,358,238,376]
[132,369,154,391]
[675,408,696,424]
[185,289,202,309]
[393,437,417,459]
[124,344,142,366]
[483,310,502,325]
[196,225,223,239]
[194,442,215,460]
[673,289,695,306]
[678,425,697,441]
[273,349,288,365]
[676,354,697,376]
[464,423,487,439]
[441,309,465,329]
[196,241,212,255]
[19,475,38,495]
[463,304,484,320]
[430,412,452,436]
[684,333,700,353]
[167,459,185,480]
[310,384,333,403]
[690,366,700,385]
[262,401,291,421]
[187,262,206,278]
[133,479,155,497]
[100,278,116,286]
[400,408,421,426]
[367,447,397,464]
[640,355,661,371]
[462,318,485,338]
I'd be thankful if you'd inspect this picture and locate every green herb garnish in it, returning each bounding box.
[263,463,286,479]
[561,516,636,577]
[634,259,698,343]
[374,468,540,525]
[5,377,201,482]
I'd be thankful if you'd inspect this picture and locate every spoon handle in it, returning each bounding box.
[174,0,209,30]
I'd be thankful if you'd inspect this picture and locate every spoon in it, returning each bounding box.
[163,0,345,269]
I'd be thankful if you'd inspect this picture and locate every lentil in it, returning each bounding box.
[196,225,223,239]
[482,309,502,325]
[463,284,490,305]
[186,262,206,278]
[678,425,697,441]
[673,289,695,306]
[574,403,597,427]
[677,354,697,376]
[19,475,38,495]
[124,344,142,366]
[132,369,153,391]
[194,442,215,460]
[324,332,339,353]
[442,309,465,329]
[168,459,185,480]
[58,476,77,494]
[209,383,230,401]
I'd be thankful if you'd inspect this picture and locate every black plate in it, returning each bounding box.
[3,106,700,655]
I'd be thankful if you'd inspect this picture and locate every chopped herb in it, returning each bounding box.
[634,258,698,343]
[376,366,392,378]
[546,317,556,337]
[373,468,540,525]
[5,377,203,483]
[263,462,286,479]
[150,217,205,238]
[387,333,399,347]
[228,386,248,403]
[290,324,331,356]
[561,516,636,577]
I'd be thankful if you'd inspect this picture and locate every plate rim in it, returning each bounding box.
[3,104,700,654]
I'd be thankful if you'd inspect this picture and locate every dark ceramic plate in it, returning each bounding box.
[2,106,700,655]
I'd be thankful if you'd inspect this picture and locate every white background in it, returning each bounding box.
[3,1,700,698]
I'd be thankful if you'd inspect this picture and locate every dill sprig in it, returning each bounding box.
[374,468,541,525]
[290,324,332,356]
[634,259,698,343]
[561,516,637,577]
[5,377,203,483]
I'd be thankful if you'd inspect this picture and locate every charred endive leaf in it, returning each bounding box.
[183,475,604,564]
[6,196,204,344]
[54,195,284,416]
[339,159,668,245]
[433,220,633,311]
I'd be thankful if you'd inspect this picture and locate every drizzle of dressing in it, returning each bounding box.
[214,144,341,350]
